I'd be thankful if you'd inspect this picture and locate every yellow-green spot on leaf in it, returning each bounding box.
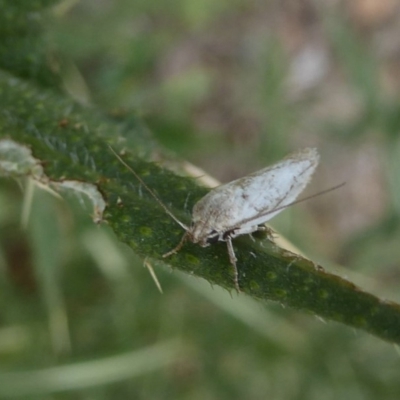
[129,239,138,250]
[266,271,277,281]
[318,289,329,299]
[352,316,367,327]
[141,169,151,177]
[121,214,131,223]
[249,280,261,291]
[139,226,152,237]
[273,289,287,298]
[185,254,200,265]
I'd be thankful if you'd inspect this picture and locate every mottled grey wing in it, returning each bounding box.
[192,148,319,232]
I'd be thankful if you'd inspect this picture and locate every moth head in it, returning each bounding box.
[189,220,218,246]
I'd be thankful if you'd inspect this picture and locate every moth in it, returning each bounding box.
[110,147,320,291]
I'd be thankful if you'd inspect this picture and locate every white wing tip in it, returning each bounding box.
[293,147,320,165]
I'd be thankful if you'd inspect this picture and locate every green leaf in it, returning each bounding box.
[0,0,61,87]
[1,70,400,344]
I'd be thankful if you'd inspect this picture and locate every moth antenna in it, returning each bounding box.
[162,231,190,258]
[280,182,345,210]
[108,145,189,231]
[229,182,345,230]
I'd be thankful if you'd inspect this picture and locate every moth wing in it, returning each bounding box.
[192,148,319,234]
[227,147,319,227]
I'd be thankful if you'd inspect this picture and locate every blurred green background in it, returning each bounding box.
[2,0,400,398]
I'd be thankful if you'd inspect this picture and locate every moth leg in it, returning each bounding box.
[255,224,275,241]
[163,232,189,258]
[226,237,240,292]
